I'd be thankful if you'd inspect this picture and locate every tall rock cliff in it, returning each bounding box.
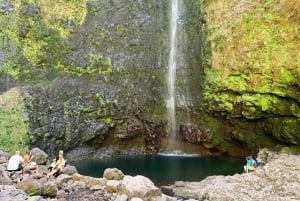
[200,0,300,154]
[0,0,299,157]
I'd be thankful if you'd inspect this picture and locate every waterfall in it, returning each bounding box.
[167,0,179,138]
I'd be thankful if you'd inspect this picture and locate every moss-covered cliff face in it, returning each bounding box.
[0,0,203,157]
[0,0,299,157]
[0,0,168,156]
[200,0,300,154]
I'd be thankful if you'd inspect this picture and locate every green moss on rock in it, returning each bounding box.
[203,91,300,120]
[264,118,300,145]
[202,0,300,149]
[203,0,300,100]
[0,88,29,153]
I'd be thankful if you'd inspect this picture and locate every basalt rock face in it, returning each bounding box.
[17,0,172,156]
[17,0,202,157]
[0,0,299,157]
[23,75,163,157]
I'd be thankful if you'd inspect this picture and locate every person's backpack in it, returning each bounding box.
[253,157,258,168]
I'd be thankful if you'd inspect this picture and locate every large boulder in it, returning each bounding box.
[16,178,44,196]
[30,148,48,165]
[117,175,162,201]
[63,165,78,176]
[43,181,58,197]
[0,166,12,185]
[103,168,124,180]
[72,173,106,188]
[0,185,30,200]
[70,180,87,190]
[55,174,73,189]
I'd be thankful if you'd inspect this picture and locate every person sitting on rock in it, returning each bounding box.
[48,157,57,174]
[22,151,38,175]
[244,155,257,173]
[7,150,23,172]
[47,150,65,177]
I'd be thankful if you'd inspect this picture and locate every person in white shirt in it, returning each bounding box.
[7,150,23,171]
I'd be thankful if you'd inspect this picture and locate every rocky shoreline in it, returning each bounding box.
[167,149,300,201]
[0,148,299,201]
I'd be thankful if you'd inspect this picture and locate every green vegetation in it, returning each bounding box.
[240,5,299,95]
[203,0,300,120]
[58,54,113,77]
[102,117,112,124]
[203,0,299,97]
[38,0,88,38]
[0,88,29,154]
[0,0,94,82]
[204,91,299,119]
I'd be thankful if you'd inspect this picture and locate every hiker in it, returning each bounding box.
[22,151,38,174]
[47,150,66,177]
[47,150,66,173]
[7,150,23,172]
[244,155,257,173]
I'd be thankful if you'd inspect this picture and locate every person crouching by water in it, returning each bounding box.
[7,150,23,172]
[244,155,257,173]
[47,150,65,178]
[22,151,39,175]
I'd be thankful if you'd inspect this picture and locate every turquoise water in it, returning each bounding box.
[72,154,244,185]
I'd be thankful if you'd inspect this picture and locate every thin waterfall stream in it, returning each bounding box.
[70,1,245,185]
[166,0,179,140]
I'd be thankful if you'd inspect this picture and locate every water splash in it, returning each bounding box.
[167,0,179,138]
[158,150,200,157]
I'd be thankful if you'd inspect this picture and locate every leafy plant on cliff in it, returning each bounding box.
[57,54,113,77]
[95,93,118,110]
[0,60,20,80]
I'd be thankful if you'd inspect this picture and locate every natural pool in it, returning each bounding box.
[72,154,244,185]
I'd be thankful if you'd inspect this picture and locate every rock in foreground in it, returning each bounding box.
[171,150,300,201]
